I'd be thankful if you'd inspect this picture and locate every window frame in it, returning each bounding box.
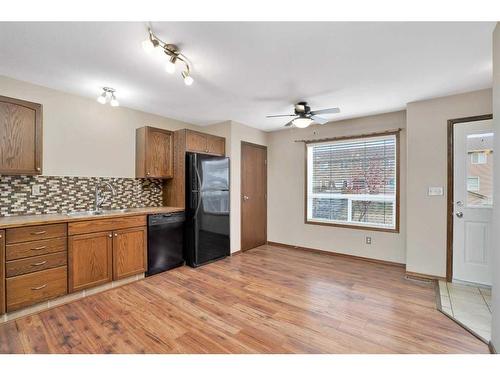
[304,130,400,233]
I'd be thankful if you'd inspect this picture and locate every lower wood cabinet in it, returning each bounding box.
[1,230,5,315]
[68,231,113,293]
[113,227,147,280]
[68,225,147,292]
[6,266,67,312]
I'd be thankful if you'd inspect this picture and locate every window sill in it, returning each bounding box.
[305,219,400,233]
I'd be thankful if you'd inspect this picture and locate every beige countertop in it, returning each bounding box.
[0,206,185,229]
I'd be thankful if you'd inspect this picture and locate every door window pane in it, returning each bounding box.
[466,133,493,207]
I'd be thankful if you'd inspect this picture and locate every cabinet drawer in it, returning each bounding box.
[6,237,67,261]
[6,251,67,278]
[6,223,67,244]
[6,266,67,312]
[68,215,147,236]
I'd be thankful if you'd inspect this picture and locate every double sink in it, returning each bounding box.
[65,208,134,217]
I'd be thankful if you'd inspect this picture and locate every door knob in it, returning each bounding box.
[456,211,463,218]
[243,195,249,201]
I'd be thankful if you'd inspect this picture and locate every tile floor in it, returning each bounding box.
[438,280,492,342]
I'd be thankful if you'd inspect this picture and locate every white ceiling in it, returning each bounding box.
[0,22,494,131]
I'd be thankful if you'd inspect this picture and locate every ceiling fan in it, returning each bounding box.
[266,102,340,128]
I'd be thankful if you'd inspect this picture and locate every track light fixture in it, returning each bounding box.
[97,87,119,107]
[142,28,194,86]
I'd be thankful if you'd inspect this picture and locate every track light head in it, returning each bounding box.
[182,71,194,86]
[97,87,119,107]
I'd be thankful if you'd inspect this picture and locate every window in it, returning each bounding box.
[306,132,399,231]
[471,152,487,164]
[467,176,480,192]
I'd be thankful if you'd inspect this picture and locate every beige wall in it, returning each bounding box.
[205,120,269,253]
[491,22,500,351]
[267,111,407,264]
[405,89,493,277]
[0,75,200,178]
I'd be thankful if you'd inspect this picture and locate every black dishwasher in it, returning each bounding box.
[146,212,185,276]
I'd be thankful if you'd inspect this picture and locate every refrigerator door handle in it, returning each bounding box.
[193,164,203,218]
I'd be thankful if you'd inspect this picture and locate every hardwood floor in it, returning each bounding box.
[0,244,489,353]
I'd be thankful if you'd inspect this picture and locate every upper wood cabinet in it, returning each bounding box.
[112,226,147,280]
[1,230,5,315]
[0,95,43,175]
[163,129,226,208]
[136,126,173,179]
[68,231,113,293]
[185,130,225,156]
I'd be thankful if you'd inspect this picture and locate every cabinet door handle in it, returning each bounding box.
[108,234,112,238]
[114,233,118,237]
[36,167,41,172]
[31,261,47,267]
[31,231,47,235]
[31,284,47,291]
[31,246,47,251]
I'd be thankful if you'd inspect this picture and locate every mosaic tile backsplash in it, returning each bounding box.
[0,175,163,216]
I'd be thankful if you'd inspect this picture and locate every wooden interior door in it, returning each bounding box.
[112,227,147,280]
[68,231,113,292]
[0,230,5,314]
[241,142,267,251]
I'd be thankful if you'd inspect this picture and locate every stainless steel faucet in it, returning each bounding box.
[94,181,116,212]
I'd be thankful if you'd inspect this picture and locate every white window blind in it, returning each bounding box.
[306,133,398,230]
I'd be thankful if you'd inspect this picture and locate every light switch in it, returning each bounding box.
[428,187,443,196]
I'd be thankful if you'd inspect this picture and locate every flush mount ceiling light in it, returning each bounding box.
[142,27,194,86]
[97,87,119,107]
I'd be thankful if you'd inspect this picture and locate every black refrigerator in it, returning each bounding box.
[184,152,230,267]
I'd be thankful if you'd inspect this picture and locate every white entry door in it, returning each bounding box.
[453,119,493,286]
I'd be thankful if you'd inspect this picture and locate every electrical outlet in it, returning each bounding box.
[365,236,372,245]
[31,184,41,196]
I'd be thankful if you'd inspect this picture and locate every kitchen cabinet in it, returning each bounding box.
[0,95,43,175]
[112,227,147,280]
[185,130,225,155]
[6,266,67,312]
[68,231,113,293]
[1,230,5,315]
[4,223,68,312]
[136,126,173,179]
[163,129,226,208]
[68,216,147,292]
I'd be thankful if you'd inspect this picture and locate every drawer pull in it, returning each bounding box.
[31,284,47,291]
[31,246,47,251]
[31,231,47,235]
[31,261,48,267]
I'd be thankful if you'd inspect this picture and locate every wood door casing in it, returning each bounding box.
[0,230,5,314]
[112,226,147,280]
[241,142,267,251]
[0,95,42,175]
[68,231,113,293]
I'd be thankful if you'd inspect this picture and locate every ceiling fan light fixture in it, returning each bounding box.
[292,117,314,128]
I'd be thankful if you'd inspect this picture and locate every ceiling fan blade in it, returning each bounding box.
[311,115,329,125]
[310,107,340,115]
[266,114,296,118]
